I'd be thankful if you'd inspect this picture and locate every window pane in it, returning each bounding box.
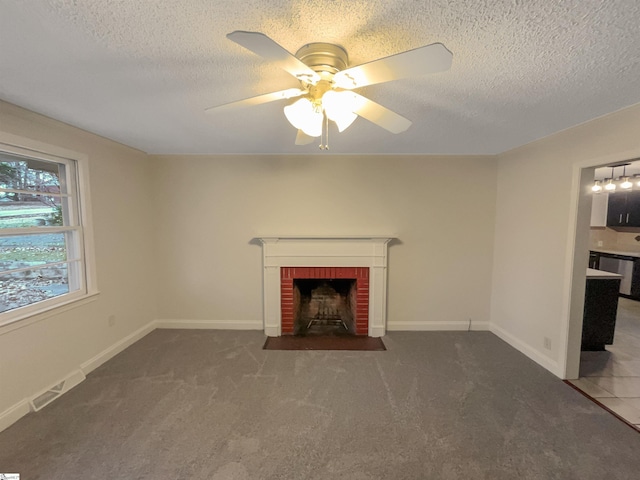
[0,195,63,228]
[0,145,86,322]
[0,233,67,271]
[0,264,70,313]
[0,152,62,194]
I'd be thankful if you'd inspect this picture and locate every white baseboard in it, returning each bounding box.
[80,320,156,374]
[155,319,263,330]
[387,320,490,331]
[490,323,562,377]
[0,399,31,433]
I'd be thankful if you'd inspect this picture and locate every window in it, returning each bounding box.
[0,139,95,326]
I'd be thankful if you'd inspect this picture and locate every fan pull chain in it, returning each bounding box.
[319,114,329,150]
[325,114,329,150]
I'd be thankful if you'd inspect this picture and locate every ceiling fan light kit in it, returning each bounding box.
[205,31,453,149]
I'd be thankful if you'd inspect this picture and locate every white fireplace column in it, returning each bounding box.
[255,236,395,337]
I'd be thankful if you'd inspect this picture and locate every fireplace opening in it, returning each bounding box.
[293,279,357,336]
[280,267,369,336]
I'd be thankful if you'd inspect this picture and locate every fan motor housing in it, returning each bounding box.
[295,43,349,79]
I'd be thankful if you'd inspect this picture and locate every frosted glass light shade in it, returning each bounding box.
[322,90,358,132]
[333,112,358,132]
[284,98,323,137]
[621,177,633,189]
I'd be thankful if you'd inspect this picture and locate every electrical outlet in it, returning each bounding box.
[543,337,552,350]
[597,240,603,247]
[108,315,116,327]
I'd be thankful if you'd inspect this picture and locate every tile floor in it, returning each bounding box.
[569,297,640,429]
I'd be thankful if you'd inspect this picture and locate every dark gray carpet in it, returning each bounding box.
[263,335,386,350]
[0,330,638,479]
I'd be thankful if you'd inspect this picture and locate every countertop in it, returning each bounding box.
[590,248,640,258]
[587,268,623,279]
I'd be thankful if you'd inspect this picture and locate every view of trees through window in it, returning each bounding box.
[0,151,82,316]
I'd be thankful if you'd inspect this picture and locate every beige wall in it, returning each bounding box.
[151,155,498,330]
[491,103,640,378]
[0,102,157,415]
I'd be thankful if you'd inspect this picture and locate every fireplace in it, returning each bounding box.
[256,236,394,337]
[281,267,369,336]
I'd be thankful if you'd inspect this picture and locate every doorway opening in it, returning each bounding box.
[567,160,640,429]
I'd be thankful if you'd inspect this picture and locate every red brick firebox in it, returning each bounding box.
[280,267,370,335]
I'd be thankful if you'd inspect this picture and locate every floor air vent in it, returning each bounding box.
[29,370,86,412]
[30,381,65,411]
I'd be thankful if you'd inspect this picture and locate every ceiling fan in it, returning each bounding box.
[205,31,453,147]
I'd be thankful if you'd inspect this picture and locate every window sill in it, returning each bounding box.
[0,291,101,336]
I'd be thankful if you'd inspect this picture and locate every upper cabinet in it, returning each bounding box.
[591,193,609,227]
[607,191,640,228]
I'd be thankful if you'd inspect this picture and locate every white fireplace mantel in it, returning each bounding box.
[255,236,395,337]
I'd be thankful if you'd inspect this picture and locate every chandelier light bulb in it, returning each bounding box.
[591,181,603,193]
[604,178,616,191]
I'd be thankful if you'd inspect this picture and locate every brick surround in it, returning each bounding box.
[280,267,370,335]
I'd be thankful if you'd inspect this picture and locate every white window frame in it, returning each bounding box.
[0,132,98,328]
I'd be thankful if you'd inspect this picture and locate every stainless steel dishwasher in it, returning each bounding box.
[598,254,635,295]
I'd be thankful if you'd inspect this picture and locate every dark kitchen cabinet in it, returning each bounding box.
[628,193,640,225]
[632,258,640,298]
[582,276,621,351]
[606,191,640,227]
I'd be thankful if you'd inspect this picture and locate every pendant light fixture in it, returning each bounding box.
[620,165,633,189]
[592,161,640,194]
[604,166,617,192]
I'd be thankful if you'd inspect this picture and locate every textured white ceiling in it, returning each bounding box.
[1,0,639,155]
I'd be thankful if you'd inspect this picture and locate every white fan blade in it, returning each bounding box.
[295,130,317,145]
[351,93,412,134]
[205,88,304,113]
[227,31,321,84]
[334,43,452,89]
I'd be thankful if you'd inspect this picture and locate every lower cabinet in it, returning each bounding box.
[582,277,621,351]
